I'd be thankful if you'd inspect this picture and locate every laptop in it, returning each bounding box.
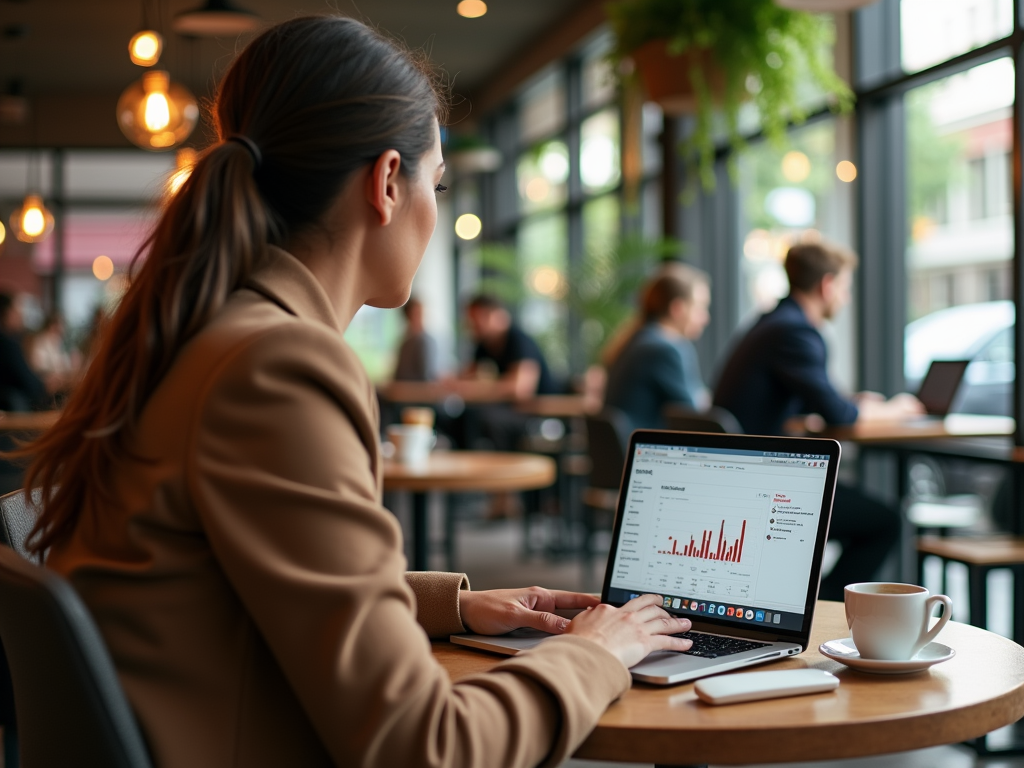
[915,359,971,417]
[452,429,841,685]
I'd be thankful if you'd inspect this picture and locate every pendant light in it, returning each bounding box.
[10,194,54,244]
[117,70,198,151]
[128,0,162,67]
[10,151,53,244]
[129,30,163,67]
[172,0,259,37]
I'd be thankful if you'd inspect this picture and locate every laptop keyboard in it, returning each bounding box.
[674,631,770,659]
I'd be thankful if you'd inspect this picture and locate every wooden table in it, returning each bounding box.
[383,451,556,570]
[0,411,60,433]
[378,381,512,405]
[434,600,1024,767]
[515,394,592,418]
[817,414,1015,445]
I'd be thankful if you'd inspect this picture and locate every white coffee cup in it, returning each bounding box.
[386,424,435,471]
[844,582,952,661]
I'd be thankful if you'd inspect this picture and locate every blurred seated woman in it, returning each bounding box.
[18,16,690,768]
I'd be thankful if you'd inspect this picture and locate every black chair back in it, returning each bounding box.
[584,407,632,490]
[663,404,743,434]
[0,545,153,768]
[0,490,40,562]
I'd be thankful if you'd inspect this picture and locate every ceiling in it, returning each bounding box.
[0,0,598,146]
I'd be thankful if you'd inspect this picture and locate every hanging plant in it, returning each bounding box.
[608,0,855,189]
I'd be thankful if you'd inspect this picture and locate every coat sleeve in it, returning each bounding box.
[770,326,859,426]
[185,324,631,768]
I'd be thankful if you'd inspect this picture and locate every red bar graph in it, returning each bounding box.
[657,519,746,563]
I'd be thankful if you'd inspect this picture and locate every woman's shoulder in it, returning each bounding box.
[162,288,375,423]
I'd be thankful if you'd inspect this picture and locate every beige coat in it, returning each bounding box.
[48,247,630,768]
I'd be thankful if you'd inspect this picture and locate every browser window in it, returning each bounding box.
[606,443,830,632]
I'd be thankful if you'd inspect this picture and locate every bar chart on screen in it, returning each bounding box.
[642,511,762,599]
[658,519,747,563]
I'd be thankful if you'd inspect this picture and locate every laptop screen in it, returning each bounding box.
[605,441,832,634]
[916,359,970,416]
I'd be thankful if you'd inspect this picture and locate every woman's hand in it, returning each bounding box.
[459,587,600,635]
[565,594,692,669]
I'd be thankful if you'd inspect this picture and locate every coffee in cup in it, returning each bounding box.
[401,406,435,428]
[386,424,435,471]
[844,582,952,661]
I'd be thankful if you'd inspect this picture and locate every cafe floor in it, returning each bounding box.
[406,496,1024,768]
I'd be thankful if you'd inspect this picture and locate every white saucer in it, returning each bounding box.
[818,637,955,674]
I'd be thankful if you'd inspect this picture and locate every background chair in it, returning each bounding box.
[0,543,153,768]
[581,407,632,565]
[663,404,743,434]
[0,490,40,562]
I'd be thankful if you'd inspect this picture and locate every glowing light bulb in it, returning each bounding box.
[129,30,163,67]
[455,213,482,240]
[117,70,198,151]
[0,221,6,246]
[10,194,54,244]
[457,0,487,18]
[144,92,171,131]
[22,207,44,238]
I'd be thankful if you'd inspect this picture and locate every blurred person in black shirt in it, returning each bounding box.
[0,292,50,412]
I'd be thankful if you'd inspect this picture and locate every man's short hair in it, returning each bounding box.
[641,264,709,322]
[0,293,12,321]
[784,242,858,293]
[467,294,506,313]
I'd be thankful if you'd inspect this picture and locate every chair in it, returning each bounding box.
[0,489,41,562]
[663,404,743,434]
[0,544,153,768]
[581,407,632,563]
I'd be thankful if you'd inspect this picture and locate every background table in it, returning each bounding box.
[433,600,1024,767]
[383,451,555,570]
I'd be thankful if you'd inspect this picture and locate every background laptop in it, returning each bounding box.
[452,430,841,685]
[915,359,971,417]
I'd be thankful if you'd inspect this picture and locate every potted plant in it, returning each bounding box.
[608,0,854,188]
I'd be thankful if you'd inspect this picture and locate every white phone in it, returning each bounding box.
[694,669,839,705]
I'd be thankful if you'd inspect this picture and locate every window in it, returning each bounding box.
[904,58,1015,413]
[901,0,1013,74]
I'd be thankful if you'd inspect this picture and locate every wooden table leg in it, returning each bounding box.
[412,492,429,571]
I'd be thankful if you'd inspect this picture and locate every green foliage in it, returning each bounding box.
[476,242,527,305]
[567,234,683,364]
[608,0,854,190]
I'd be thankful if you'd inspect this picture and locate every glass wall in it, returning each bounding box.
[903,57,1014,414]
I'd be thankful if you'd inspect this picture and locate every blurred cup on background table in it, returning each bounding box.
[386,424,435,471]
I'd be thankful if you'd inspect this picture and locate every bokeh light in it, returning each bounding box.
[457,0,487,18]
[836,160,858,182]
[454,213,482,240]
[92,255,115,281]
[781,151,811,183]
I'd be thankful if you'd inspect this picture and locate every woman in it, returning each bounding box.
[20,17,690,768]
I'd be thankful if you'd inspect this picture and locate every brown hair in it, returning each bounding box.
[641,264,709,322]
[18,16,445,555]
[785,242,858,293]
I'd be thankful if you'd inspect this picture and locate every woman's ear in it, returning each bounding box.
[367,150,403,226]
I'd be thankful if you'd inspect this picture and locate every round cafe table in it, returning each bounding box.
[383,450,556,571]
[433,600,1024,767]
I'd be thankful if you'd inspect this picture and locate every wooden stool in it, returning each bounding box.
[916,536,1024,642]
